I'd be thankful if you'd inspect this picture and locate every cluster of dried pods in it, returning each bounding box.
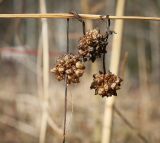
[51,27,122,97]
[90,71,123,97]
[51,54,85,84]
[78,29,113,62]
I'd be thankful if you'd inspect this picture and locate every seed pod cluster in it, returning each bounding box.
[78,29,113,62]
[51,54,85,84]
[90,71,123,97]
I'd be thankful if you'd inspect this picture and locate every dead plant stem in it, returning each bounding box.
[62,18,70,143]
[0,13,159,21]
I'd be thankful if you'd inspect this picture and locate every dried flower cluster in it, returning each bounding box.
[51,54,85,84]
[51,26,122,97]
[78,29,112,62]
[90,71,123,97]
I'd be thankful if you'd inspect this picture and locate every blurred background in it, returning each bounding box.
[0,0,159,143]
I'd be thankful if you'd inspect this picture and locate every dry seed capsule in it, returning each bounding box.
[65,69,72,75]
[56,75,63,81]
[64,55,70,61]
[104,84,109,91]
[50,67,57,73]
[58,67,65,73]
[98,88,105,95]
[72,78,80,83]
[60,59,65,64]
[111,83,116,89]
[76,61,85,69]
[75,69,84,77]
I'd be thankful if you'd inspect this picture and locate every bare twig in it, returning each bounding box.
[48,115,78,141]
[47,115,63,136]
[48,114,76,140]
[114,106,148,143]
[0,13,159,21]
[0,115,38,137]
[113,41,148,143]
[119,52,128,77]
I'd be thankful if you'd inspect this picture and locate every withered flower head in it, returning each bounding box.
[90,71,123,97]
[51,54,85,84]
[78,29,113,62]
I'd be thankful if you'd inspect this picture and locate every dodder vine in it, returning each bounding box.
[50,12,123,143]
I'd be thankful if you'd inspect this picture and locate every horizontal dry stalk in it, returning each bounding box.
[0,13,159,21]
[0,115,38,137]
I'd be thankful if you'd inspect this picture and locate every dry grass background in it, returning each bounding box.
[0,63,159,143]
[0,0,160,143]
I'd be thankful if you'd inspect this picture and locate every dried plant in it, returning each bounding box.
[50,14,123,143]
[78,29,113,62]
[51,54,85,84]
[90,71,123,97]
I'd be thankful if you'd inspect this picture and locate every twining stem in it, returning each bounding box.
[103,53,106,74]
[67,18,69,53]
[62,18,69,143]
[82,21,86,35]
[102,16,110,74]
[70,11,86,35]
[63,75,68,143]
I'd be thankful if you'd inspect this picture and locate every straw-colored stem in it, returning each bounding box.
[39,0,49,143]
[137,31,150,132]
[101,0,126,143]
[0,13,159,21]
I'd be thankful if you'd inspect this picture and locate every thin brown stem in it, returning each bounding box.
[62,18,70,143]
[69,11,86,35]
[63,75,68,143]
[102,53,106,74]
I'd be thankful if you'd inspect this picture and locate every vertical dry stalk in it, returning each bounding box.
[119,52,128,77]
[137,32,150,131]
[37,34,43,98]
[149,22,160,88]
[39,0,49,143]
[101,0,126,143]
